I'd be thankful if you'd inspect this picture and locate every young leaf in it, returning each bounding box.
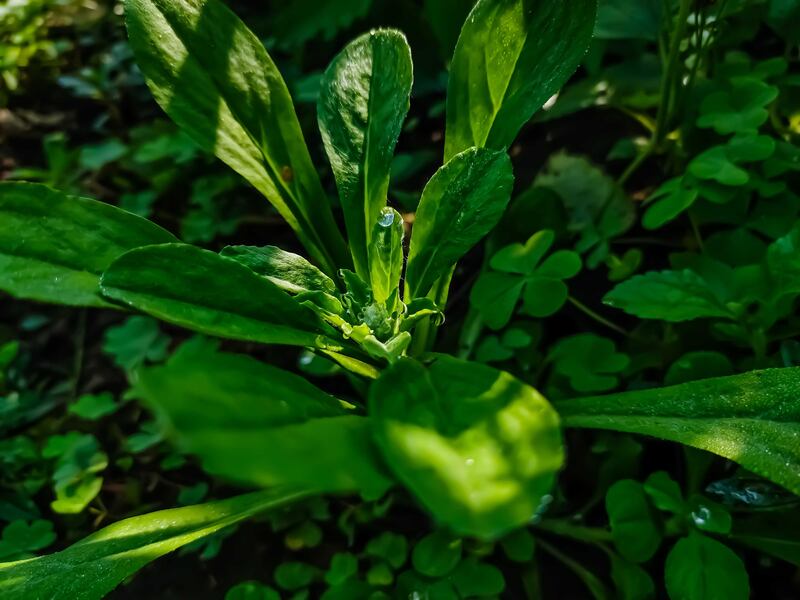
[406,147,514,298]
[665,533,749,600]
[0,488,309,600]
[137,343,394,497]
[557,368,800,496]
[220,245,336,294]
[368,208,405,306]
[0,182,176,307]
[100,244,336,348]
[318,29,412,279]
[444,0,598,160]
[369,357,563,538]
[604,270,735,322]
[124,0,348,274]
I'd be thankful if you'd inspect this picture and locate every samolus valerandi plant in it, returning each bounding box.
[2,0,800,597]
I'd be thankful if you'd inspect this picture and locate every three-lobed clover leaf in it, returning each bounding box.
[470,230,582,330]
[548,333,629,393]
[697,78,779,135]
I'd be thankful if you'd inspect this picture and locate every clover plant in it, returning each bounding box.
[2,0,800,598]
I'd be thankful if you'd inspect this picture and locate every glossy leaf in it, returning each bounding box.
[100,244,336,348]
[0,488,309,600]
[0,182,175,307]
[137,342,393,497]
[557,368,800,496]
[369,208,405,306]
[406,147,513,297]
[220,245,336,294]
[444,0,598,160]
[124,0,347,274]
[665,533,749,600]
[318,29,412,279]
[369,357,563,538]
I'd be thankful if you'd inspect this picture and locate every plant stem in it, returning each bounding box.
[535,519,613,543]
[654,0,692,148]
[567,296,631,338]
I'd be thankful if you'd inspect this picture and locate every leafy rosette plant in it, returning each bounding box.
[2,0,800,597]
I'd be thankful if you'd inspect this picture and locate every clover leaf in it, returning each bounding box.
[697,78,779,134]
[548,334,629,393]
[470,230,582,330]
[0,520,56,561]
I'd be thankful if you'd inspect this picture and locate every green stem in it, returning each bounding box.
[567,296,631,338]
[535,519,613,543]
[653,0,692,148]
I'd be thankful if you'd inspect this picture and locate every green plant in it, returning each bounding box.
[2,0,800,598]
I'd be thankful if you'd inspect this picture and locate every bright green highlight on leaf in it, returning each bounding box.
[318,29,412,280]
[370,356,563,538]
[0,182,176,307]
[558,368,800,496]
[0,488,309,600]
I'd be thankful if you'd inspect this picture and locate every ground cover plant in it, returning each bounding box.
[1,0,800,597]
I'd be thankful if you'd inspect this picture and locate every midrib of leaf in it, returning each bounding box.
[147,2,337,274]
[476,3,529,153]
[362,44,376,272]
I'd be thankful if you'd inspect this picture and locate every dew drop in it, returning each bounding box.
[378,207,395,227]
[691,506,711,527]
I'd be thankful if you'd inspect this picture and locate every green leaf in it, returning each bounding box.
[226,581,280,600]
[318,29,412,280]
[102,316,171,372]
[220,245,336,295]
[549,334,629,393]
[606,480,661,563]
[68,393,119,421]
[100,244,336,348]
[412,530,462,577]
[610,556,655,600]
[491,230,555,274]
[406,147,514,297]
[766,223,800,295]
[697,78,779,135]
[444,0,598,160]
[595,0,661,40]
[557,368,800,496]
[124,0,347,274]
[0,521,56,561]
[0,488,308,600]
[643,471,684,514]
[732,511,800,565]
[369,208,405,306]
[270,0,372,48]
[366,532,408,569]
[687,496,731,535]
[137,342,393,497]
[369,357,563,538]
[642,177,699,230]
[0,182,176,307]
[665,533,749,600]
[604,270,735,322]
[470,272,526,330]
[450,557,506,597]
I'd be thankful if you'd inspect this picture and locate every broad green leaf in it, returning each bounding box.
[406,147,513,297]
[606,480,661,563]
[665,533,749,600]
[102,316,171,372]
[557,368,800,496]
[0,488,309,600]
[604,270,735,322]
[369,357,563,538]
[610,556,655,600]
[444,0,598,160]
[124,0,348,274]
[369,208,405,306]
[318,29,412,279]
[220,245,336,294]
[470,272,526,330]
[271,0,373,48]
[0,182,176,307]
[642,177,699,230]
[137,342,394,497]
[100,244,336,348]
